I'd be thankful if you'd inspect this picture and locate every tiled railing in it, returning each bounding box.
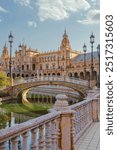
[0,91,99,150]
[13,75,88,87]
[0,112,61,150]
[70,98,99,143]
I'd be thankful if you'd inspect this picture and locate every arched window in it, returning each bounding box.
[40,65,42,70]
[32,64,35,70]
[22,65,24,70]
[27,64,29,70]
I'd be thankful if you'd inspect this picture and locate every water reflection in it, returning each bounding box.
[0,112,34,130]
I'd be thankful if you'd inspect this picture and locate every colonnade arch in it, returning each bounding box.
[8,71,98,81]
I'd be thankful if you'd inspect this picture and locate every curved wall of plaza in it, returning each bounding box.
[0,30,99,82]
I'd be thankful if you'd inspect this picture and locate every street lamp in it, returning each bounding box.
[83,43,87,80]
[97,44,100,88]
[90,32,95,80]
[18,44,22,77]
[8,32,13,80]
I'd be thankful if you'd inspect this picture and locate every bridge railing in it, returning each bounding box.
[0,111,61,150]
[0,91,99,150]
[13,75,89,87]
[70,98,99,142]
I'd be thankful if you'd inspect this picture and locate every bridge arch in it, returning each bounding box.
[11,76,88,99]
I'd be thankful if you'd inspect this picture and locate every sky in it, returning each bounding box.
[0,0,100,55]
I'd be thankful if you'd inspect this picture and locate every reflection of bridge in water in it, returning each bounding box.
[27,85,80,104]
[0,87,100,150]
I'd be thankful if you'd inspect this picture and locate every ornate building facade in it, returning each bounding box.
[0,30,99,82]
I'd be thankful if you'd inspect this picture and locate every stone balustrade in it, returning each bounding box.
[0,112,61,150]
[0,91,99,150]
[70,98,99,142]
[13,75,89,87]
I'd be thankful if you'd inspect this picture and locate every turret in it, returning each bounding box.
[1,43,9,59]
[60,29,72,51]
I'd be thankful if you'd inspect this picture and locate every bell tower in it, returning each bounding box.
[60,29,72,51]
[1,43,9,59]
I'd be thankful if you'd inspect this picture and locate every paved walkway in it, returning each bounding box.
[75,122,100,150]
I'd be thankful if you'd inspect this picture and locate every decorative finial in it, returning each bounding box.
[63,27,68,37]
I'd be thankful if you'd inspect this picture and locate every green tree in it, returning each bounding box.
[0,113,10,129]
[0,72,11,88]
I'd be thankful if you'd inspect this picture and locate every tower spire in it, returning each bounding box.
[63,27,68,38]
[2,43,9,58]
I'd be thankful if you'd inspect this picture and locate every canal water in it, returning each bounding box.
[0,105,48,150]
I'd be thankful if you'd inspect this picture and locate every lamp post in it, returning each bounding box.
[19,44,22,77]
[90,32,95,80]
[97,44,100,88]
[8,32,13,85]
[83,43,87,80]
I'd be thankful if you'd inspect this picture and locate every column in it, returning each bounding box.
[54,94,75,150]
[11,136,19,150]
[31,128,38,150]
[51,120,57,150]
[39,125,44,150]
[22,132,29,150]
[0,142,7,150]
[92,99,99,122]
[45,122,52,150]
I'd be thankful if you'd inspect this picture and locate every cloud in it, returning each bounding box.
[13,0,30,7]
[77,9,100,25]
[0,19,2,22]
[27,21,37,28]
[12,0,100,25]
[36,0,91,21]
[0,6,7,13]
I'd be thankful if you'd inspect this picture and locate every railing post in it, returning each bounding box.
[54,94,75,150]
[0,142,7,150]
[11,136,19,150]
[31,128,38,150]
[22,132,29,150]
[92,99,99,122]
[39,125,44,150]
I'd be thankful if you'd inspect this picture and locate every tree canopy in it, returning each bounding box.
[0,72,11,88]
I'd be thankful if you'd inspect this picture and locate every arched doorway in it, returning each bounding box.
[17,74,20,77]
[80,72,84,79]
[26,74,29,77]
[94,71,97,80]
[69,73,72,77]
[12,73,16,79]
[52,73,55,76]
[57,73,60,76]
[7,73,10,77]
[86,72,90,80]
[74,72,78,78]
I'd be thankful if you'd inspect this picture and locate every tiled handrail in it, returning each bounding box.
[70,98,99,142]
[13,75,88,87]
[0,111,61,150]
[0,92,99,150]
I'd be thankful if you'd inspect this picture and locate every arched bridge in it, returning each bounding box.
[9,76,89,98]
